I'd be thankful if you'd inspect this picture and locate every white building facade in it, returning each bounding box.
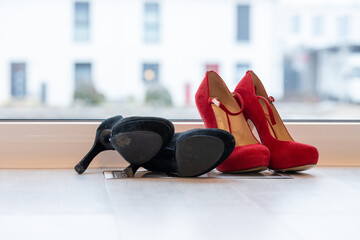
[0,0,282,107]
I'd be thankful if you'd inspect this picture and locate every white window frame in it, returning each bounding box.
[0,121,358,168]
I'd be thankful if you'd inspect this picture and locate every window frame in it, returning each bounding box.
[0,121,358,169]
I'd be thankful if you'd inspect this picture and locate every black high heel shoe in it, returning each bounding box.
[75,115,124,174]
[142,128,235,177]
[75,116,174,174]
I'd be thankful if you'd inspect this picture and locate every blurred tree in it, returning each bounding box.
[74,82,105,105]
[145,83,172,106]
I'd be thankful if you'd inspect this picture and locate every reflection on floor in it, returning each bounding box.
[0,167,360,240]
[104,169,293,179]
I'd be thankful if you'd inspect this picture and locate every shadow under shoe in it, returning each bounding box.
[142,128,235,177]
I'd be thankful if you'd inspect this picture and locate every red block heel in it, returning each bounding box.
[235,71,319,172]
[195,71,270,173]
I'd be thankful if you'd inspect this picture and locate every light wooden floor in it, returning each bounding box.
[0,167,360,240]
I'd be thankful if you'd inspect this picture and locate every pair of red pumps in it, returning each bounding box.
[195,70,319,172]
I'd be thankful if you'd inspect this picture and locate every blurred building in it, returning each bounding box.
[279,0,360,102]
[1,0,359,108]
[0,0,282,107]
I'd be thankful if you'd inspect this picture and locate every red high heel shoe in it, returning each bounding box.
[235,71,319,171]
[195,71,270,173]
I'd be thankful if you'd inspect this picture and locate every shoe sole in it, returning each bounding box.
[112,131,163,166]
[276,164,316,172]
[228,166,268,173]
[175,135,225,177]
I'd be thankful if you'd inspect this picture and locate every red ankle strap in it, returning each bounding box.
[208,92,244,116]
[256,95,276,125]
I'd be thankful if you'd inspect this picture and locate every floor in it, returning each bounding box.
[0,167,360,240]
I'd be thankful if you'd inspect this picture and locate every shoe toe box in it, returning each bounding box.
[216,143,270,173]
[269,141,319,170]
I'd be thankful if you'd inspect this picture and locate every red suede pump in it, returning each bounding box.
[235,71,319,171]
[195,71,270,173]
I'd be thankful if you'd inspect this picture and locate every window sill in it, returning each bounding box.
[0,121,358,168]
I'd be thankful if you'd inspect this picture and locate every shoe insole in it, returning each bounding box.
[250,72,293,142]
[208,72,258,146]
[212,106,258,146]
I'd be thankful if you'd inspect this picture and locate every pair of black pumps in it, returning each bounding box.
[75,116,235,177]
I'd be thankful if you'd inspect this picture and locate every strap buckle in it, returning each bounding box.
[212,98,220,107]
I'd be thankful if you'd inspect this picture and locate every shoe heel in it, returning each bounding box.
[74,115,123,174]
[75,142,105,174]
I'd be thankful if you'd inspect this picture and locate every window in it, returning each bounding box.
[74,2,90,42]
[237,5,250,41]
[75,63,92,88]
[11,63,26,99]
[337,16,349,40]
[312,16,323,36]
[291,15,300,34]
[143,63,159,83]
[40,83,47,104]
[144,3,160,43]
[0,1,360,120]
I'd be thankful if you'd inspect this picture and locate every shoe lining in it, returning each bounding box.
[208,71,258,146]
[249,72,293,142]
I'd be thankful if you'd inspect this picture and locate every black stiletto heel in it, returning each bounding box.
[75,142,105,174]
[75,115,124,174]
[143,128,235,177]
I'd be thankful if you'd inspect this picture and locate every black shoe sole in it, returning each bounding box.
[110,117,174,166]
[112,130,163,166]
[175,135,225,177]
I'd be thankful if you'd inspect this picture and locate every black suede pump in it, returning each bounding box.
[142,128,235,177]
[75,115,235,177]
[74,116,174,174]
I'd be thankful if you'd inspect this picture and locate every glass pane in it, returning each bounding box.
[312,16,323,36]
[144,3,159,43]
[291,15,300,34]
[74,2,90,42]
[11,63,26,98]
[0,0,359,120]
[237,5,250,41]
